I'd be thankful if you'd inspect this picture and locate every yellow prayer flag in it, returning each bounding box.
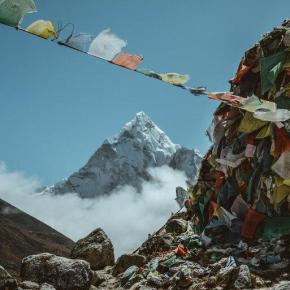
[26,20,58,39]
[159,73,189,85]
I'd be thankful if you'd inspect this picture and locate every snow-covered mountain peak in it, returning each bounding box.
[47,112,201,198]
[122,111,158,134]
[107,111,180,155]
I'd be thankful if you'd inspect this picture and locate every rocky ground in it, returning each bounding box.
[1,212,290,290]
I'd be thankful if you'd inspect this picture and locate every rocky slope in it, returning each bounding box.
[90,214,290,290]
[2,222,289,290]
[0,199,74,279]
[46,112,201,198]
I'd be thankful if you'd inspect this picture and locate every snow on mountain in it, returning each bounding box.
[46,112,201,198]
[169,147,202,183]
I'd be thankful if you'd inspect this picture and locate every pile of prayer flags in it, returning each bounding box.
[186,20,290,244]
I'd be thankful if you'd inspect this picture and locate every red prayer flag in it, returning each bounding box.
[112,53,143,70]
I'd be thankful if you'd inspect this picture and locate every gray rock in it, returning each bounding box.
[165,219,187,234]
[172,265,193,288]
[20,280,40,289]
[113,254,146,276]
[40,283,56,290]
[146,272,164,288]
[91,270,113,287]
[233,265,251,289]
[272,281,290,290]
[120,266,139,285]
[123,274,144,289]
[216,265,236,286]
[71,228,114,270]
[0,265,18,290]
[20,253,92,290]
[129,282,154,290]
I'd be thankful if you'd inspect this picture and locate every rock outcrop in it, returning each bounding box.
[18,281,56,290]
[20,253,92,290]
[71,228,114,271]
[112,254,146,276]
[89,212,290,289]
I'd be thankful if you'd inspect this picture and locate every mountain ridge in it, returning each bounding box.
[0,198,74,279]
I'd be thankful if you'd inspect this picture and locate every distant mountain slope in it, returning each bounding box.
[47,112,202,198]
[0,198,74,278]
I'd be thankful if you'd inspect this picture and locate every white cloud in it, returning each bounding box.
[0,162,186,257]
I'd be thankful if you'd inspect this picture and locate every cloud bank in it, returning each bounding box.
[0,162,186,256]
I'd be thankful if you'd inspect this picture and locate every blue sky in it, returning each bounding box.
[1,0,290,185]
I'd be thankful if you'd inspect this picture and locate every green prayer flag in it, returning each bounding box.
[276,94,290,110]
[0,0,36,28]
[262,216,290,240]
[260,51,287,94]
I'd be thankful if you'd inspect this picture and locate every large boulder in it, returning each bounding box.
[0,265,18,290]
[40,283,56,290]
[20,253,92,290]
[19,281,56,290]
[165,219,187,234]
[112,254,146,276]
[71,228,114,270]
[91,268,114,287]
[20,280,40,289]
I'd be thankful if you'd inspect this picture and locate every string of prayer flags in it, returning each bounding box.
[205,92,286,119]
[1,1,290,116]
[0,1,215,101]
